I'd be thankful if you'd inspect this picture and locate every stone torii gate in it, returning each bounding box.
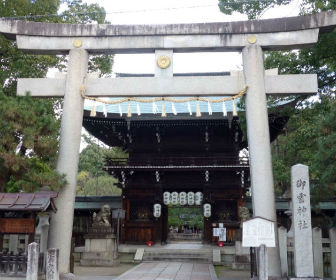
[1,11,336,277]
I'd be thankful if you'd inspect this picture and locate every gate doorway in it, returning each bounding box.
[167,206,203,243]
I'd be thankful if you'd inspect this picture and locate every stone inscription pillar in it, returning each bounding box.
[278,226,288,277]
[48,48,88,274]
[258,244,268,280]
[26,242,39,280]
[242,44,281,277]
[312,227,323,278]
[46,248,59,280]
[291,164,314,277]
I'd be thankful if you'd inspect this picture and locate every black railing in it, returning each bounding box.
[105,156,249,168]
[0,252,44,276]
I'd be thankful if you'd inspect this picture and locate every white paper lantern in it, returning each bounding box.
[171,192,179,205]
[179,192,187,205]
[163,192,171,205]
[153,204,161,218]
[187,192,195,205]
[195,192,203,205]
[203,203,211,218]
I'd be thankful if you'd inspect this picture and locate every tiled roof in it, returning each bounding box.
[0,192,58,212]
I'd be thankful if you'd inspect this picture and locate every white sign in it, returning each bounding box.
[213,228,219,237]
[218,228,226,241]
[242,217,275,247]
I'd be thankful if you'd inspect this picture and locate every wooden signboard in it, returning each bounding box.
[242,217,275,247]
[0,218,35,233]
[112,209,126,219]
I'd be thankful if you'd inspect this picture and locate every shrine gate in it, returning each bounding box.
[1,10,335,277]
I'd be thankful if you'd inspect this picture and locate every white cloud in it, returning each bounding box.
[82,0,300,75]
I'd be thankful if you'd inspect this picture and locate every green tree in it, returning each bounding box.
[78,135,127,176]
[220,1,336,198]
[218,0,334,20]
[0,91,65,192]
[190,213,204,229]
[76,135,127,196]
[0,0,112,192]
[168,206,203,229]
[76,175,121,196]
[78,142,107,177]
[219,0,291,20]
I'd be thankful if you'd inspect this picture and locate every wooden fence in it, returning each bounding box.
[279,226,336,278]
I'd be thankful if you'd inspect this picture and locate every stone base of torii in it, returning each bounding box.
[1,11,335,277]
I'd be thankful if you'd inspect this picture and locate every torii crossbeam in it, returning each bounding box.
[1,11,336,277]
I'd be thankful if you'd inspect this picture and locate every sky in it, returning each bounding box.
[73,0,301,148]
[79,0,301,75]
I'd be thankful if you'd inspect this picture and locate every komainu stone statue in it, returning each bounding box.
[238,206,250,228]
[92,204,111,227]
[236,206,251,242]
[82,204,116,266]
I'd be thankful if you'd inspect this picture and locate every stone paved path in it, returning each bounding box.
[116,262,217,280]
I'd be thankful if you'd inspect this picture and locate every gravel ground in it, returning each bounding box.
[214,265,250,280]
[74,262,135,279]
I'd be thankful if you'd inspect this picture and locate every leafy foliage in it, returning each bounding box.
[0,87,65,192]
[0,0,112,192]
[313,99,336,196]
[76,172,121,196]
[78,138,108,177]
[60,0,106,24]
[76,136,126,196]
[219,0,291,19]
[168,206,203,230]
[221,1,336,199]
[218,0,335,20]
[272,98,335,196]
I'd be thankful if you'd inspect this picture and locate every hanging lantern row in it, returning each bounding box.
[163,191,203,206]
[152,202,211,218]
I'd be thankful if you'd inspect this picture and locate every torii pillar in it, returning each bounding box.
[243,44,280,275]
[48,48,88,275]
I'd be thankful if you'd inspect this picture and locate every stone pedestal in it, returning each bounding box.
[232,241,250,270]
[80,229,116,267]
